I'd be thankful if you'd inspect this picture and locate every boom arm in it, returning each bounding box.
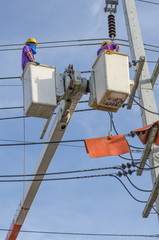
[6,68,88,240]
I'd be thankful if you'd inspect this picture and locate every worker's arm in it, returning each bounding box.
[26,52,35,62]
[116,45,120,52]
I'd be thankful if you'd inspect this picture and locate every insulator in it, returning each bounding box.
[121,164,126,169]
[128,170,133,175]
[117,171,122,177]
[126,163,132,169]
[131,161,136,167]
[108,14,116,38]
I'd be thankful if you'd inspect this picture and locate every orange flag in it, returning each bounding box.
[85,135,130,158]
[133,120,159,146]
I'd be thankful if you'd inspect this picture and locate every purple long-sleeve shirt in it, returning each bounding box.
[22,45,34,70]
[97,43,118,56]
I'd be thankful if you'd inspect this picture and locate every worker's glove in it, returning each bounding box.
[35,61,40,65]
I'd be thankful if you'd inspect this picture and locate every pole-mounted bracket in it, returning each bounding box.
[136,123,158,176]
[142,174,159,218]
[150,58,159,88]
[127,56,145,110]
[104,0,118,13]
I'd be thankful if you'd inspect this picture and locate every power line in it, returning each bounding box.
[0,41,158,53]
[0,160,153,193]
[136,0,159,5]
[133,98,159,115]
[107,112,144,150]
[0,106,23,110]
[0,166,119,178]
[0,84,21,87]
[0,108,95,121]
[125,175,151,192]
[0,173,147,203]
[0,228,159,238]
[0,38,158,49]
[0,100,89,111]
[0,139,84,147]
[0,76,21,80]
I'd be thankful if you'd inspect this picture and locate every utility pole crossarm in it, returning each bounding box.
[127,56,145,109]
[143,174,159,218]
[136,124,158,176]
[151,58,159,88]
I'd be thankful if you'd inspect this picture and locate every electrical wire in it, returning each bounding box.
[0,100,89,111]
[0,41,158,54]
[133,98,159,115]
[0,166,120,178]
[0,173,147,203]
[107,112,144,150]
[118,155,140,161]
[0,108,96,121]
[152,206,159,215]
[125,175,151,192]
[0,38,158,49]
[136,0,159,5]
[0,139,84,147]
[0,106,23,110]
[0,76,20,80]
[0,115,30,120]
[0,84,21,87]
[110,175,147,203]
[0,228,159,238]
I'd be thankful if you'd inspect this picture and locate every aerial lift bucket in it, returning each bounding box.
[21,62,57,119]
[89,51,132,112]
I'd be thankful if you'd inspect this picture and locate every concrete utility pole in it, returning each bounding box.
[122,0,159,218]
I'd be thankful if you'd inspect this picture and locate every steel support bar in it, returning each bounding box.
[136,124,158,176]
[143,174,159,218]
[151,58,159,88]
[127,56,145,109]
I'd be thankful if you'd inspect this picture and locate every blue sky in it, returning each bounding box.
[0,0,159,240]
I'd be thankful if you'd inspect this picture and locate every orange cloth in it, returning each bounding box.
[133,120,159,146]
[85,135,130,158]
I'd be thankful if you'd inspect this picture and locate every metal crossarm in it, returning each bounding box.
[136,124,158,176]
[143,174,159,218]
[127,56,145,110]
[151,58,159,88]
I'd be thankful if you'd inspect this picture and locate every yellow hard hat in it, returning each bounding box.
[101,41,110,48]
[25,38,38,46]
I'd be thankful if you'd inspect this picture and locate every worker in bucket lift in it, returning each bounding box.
[22,38,40,70]
[97,41,120,56]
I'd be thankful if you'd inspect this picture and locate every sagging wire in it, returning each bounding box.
[0,172,147,203]
[133,98,159,115]
[107,112,144,157]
